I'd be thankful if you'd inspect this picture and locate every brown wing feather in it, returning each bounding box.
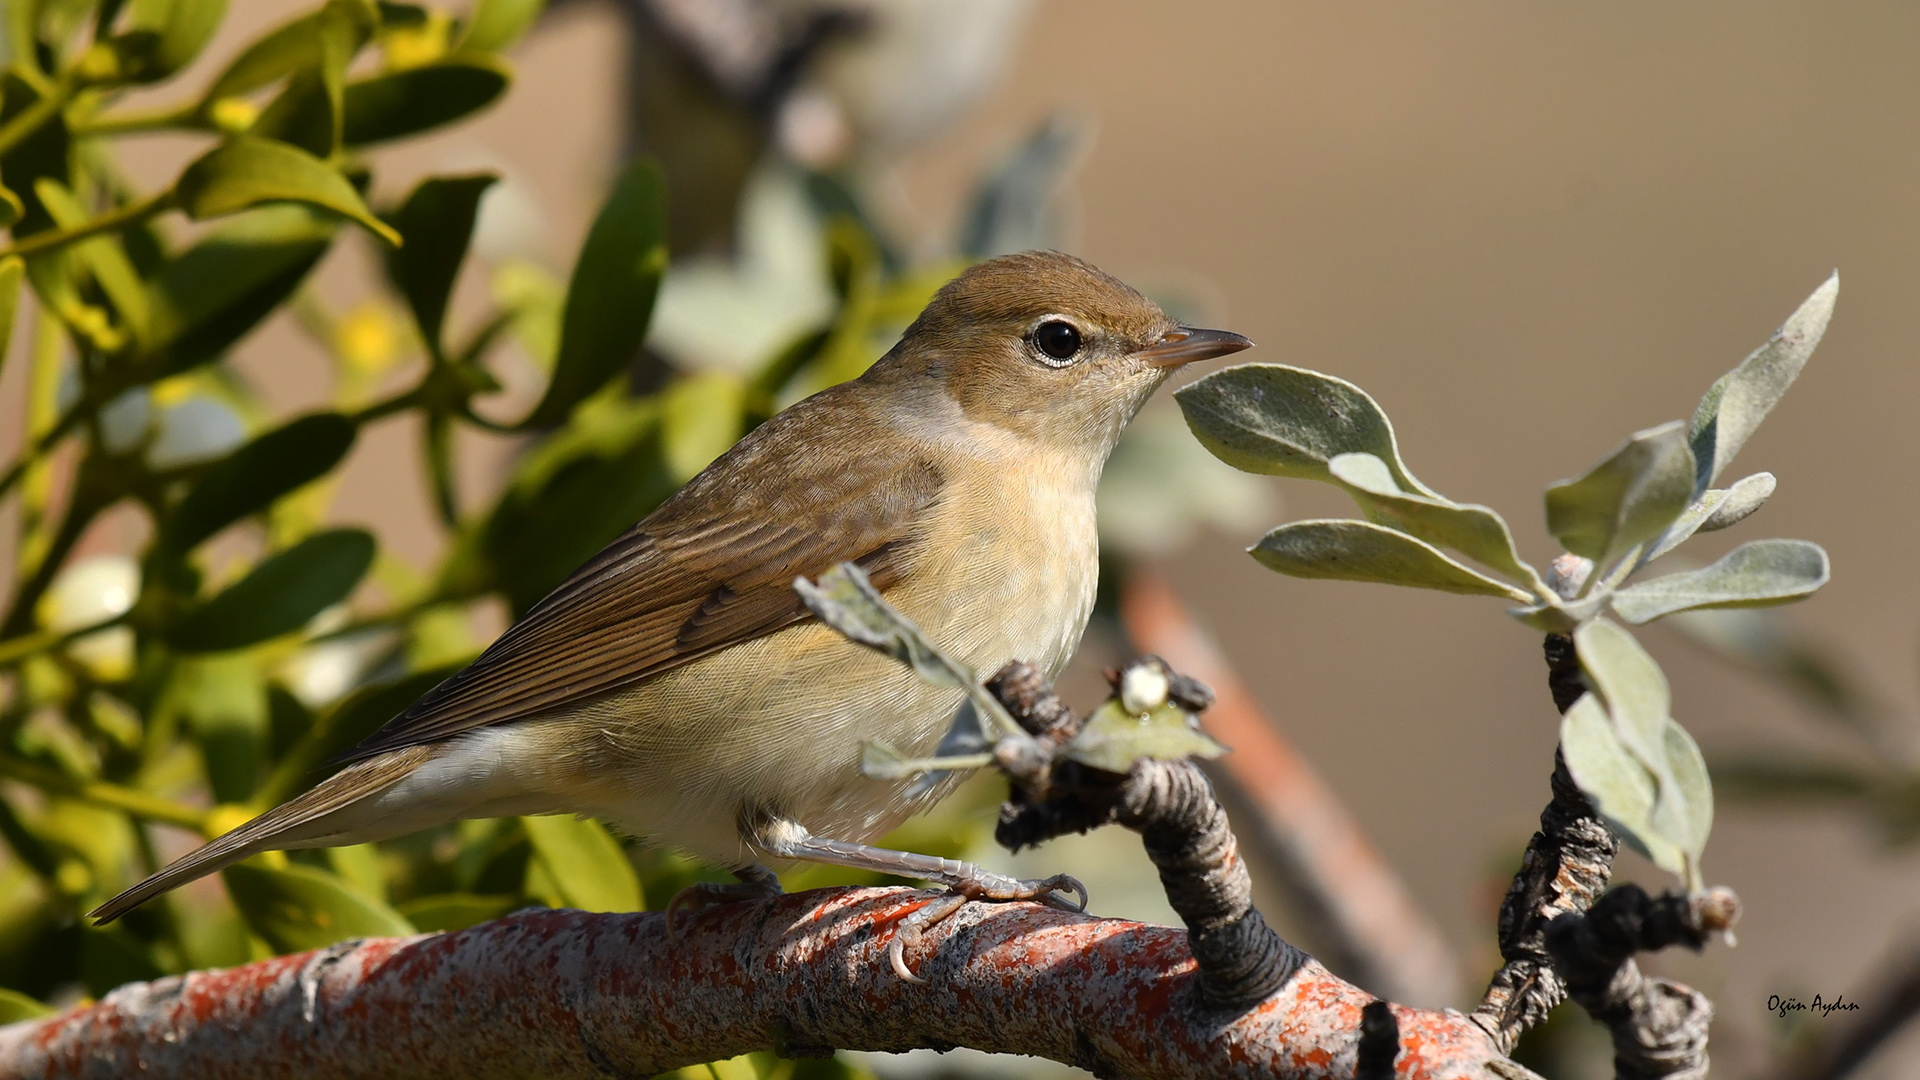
[340,395,945,763]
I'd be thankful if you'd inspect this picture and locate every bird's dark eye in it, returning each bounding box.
[1033,320,1082,362]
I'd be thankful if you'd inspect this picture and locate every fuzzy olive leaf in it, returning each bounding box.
[1544,420,1695,572]
[168,528,376,653]
[1175,363,1435,495]
[1328,452,1537,585]
[795,562,1026,744]
[385,173,498,351]
[1560,693,1686,877]
[460,0,546,53]
[1690,272,1837,493]
[1662,718,1713,882]
[1251,519,1533,601]
[1065,700,1226,774]
[175,137,401,246]
[1647,471,1778,563]
[1573,618,1670,773]
[341,57,511,146]
[222,862,413,952]
[520,815,641,912]
[144,206,336,375]
[517,158,666,428]
[163,413,358,553]
[1610,538,1829,624]
[1699,471,1776,532]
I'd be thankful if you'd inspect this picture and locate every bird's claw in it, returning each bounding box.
[889,872,1091,981]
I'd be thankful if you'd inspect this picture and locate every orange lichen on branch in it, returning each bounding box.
[0,889,1517,1080]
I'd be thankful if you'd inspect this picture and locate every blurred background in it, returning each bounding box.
[3,2,1919,1079]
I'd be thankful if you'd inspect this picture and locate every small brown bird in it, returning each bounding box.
[91,251,1251,956]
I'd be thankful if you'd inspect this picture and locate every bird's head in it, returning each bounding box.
[866,251,1252,461]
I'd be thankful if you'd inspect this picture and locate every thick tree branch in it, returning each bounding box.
[0,892,1520,1080]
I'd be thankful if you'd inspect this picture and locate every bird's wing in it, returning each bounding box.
[338,433,946,763]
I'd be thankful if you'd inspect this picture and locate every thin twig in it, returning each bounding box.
[0,757,210,834]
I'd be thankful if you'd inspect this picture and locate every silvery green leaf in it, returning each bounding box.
[1329,453,1540,588]
[1559,694,1686,877]
[1573,618,1670,771]
[1662,718,1713,885]
[1065,700,1226,774]
[1699,472,1775,532]
[1545,421,1696,572]
[1610,539,1829,624]
[1690,272,1837,492]
[795,562,1025,742]
[861,738,994,782]
[1252,520,1533,601]
[1175,363,1436,495]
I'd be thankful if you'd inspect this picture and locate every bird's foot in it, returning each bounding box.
[665,864,783,941]
[748,817,1089,981]
[887,871,1087,983]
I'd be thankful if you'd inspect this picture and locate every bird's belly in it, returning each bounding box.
[518,484,1101,867]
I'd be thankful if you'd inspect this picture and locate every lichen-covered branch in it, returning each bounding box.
[1544,884,1738,1080]
[0,891,1519,1080]
[1472,634,1621,1052]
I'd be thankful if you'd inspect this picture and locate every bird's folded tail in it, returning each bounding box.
[88,745,435,925]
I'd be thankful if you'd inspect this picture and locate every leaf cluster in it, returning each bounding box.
[1176,274,1841,888]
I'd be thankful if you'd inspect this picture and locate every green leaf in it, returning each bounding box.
[1560,693,1684,876]
[384,173,497,350]
[1249,519,1533,601]
[0,256,22,378]
[659,372,745,481]
[222,861,414,952]
[520,159,667,428]
[1544,420,1694,571]
[169,528,376,653]
[201,0,377,102]
[1690,272,1838,492]
[164,413,358,552]
[1662,718,1713,875]
[520,815,641,912]
[1327,452,1537,586]
[0,186,22,230]
[144,205,336,374]
[32,179,149,345]
[397,892,519,933]
[1610,538,1830,624]
[1573,618,1669,771]
[1699,471,1775,532]
[0,987,52,1022]
[341,57,511,146]
[120,0,229,81]
[459,0,546,53]
[1174,363,1432,494]
[1064,700,1226,774]
[175,137,401,246]
[245,1,358,158]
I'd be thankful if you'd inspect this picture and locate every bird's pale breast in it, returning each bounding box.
[503,444,1103,867]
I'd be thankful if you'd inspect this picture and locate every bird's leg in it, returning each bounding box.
[752,817,1087,982]
[665,862,784,940]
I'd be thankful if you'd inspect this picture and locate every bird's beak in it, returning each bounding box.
[1135,326,1254,369]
